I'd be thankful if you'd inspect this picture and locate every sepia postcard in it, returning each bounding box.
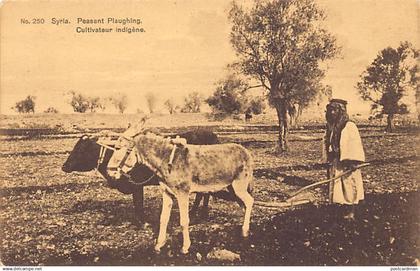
[0,0,418,268]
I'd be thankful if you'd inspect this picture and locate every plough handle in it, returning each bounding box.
[286,162,371,202]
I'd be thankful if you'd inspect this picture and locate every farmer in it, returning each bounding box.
[324,99,365,220]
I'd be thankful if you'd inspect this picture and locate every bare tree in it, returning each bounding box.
[110,93,129,114]
[164,98,177,114]
[144,92,158,113]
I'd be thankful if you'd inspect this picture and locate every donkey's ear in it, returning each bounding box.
[122,125,138,138]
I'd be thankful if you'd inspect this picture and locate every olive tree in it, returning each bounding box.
[229,0,339,152]
[357,42,419,131]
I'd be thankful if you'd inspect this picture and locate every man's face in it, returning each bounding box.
[326,104,339,123]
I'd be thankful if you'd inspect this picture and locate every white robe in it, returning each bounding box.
[326,122,366,205]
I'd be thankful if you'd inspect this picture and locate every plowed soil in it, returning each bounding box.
[1,119,418,266]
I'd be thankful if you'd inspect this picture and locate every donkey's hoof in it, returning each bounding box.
[180,247,189,254]
[241,230,250,238]
[154,245,162,254]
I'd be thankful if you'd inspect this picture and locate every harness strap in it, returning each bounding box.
[100,134,181,186]
[168,144,177,173]
[94,137,157,188]
[107,148,134,180]
[97,142,117,151]
[118,148,134,169]
[97,146,106,168]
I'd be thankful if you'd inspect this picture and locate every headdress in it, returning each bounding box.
[325,99,349,161]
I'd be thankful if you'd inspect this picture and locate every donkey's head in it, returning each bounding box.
[107,131,188,180]
[106,137,138,179]
[106,117,149,180]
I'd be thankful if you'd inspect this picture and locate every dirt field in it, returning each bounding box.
[0,113,418,266]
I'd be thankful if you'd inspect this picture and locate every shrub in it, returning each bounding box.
[13,96,36,113]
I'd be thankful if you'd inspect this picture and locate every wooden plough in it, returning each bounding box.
[254,163,371,209]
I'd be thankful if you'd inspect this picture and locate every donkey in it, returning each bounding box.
[107,129,254,254]
[62,130,222,221]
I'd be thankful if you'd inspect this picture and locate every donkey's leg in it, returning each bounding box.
[232,178,254,237]
[202,194,210,218]
[155,189,173,253]
[177,194,191,254]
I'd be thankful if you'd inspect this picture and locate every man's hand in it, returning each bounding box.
[340,160,363,171]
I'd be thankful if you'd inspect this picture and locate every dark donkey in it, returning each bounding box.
[62,129,220,221]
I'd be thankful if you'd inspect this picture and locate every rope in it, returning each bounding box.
[135,172,157,186]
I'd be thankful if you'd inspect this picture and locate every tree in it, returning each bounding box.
[248,96,266,115]
[229,0,338,152]
[164,98,177,114]
[13,95,36,113]
[206,74,249,116]
[87,96,105,113]
[145,92,157,113]
[110,93,128,114]
[68,91,89,113]
[181,92,203,113]
[357,42,419,131]
[320,84,333,104]
[67,91,105,113]
[290,84,332,127]
[207,74,267,119]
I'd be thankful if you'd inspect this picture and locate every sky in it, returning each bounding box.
[0,0,418,114]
